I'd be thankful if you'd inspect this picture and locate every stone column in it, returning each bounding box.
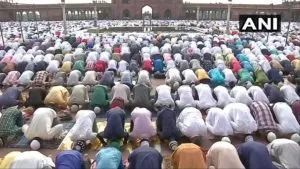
[196,7,200,21]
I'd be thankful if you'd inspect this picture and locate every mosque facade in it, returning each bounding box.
[0,0,300,22]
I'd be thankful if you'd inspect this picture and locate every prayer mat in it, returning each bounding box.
[57,121,161,153]
[7,122,74,149]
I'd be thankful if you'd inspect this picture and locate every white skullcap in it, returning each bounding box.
[267,132,277,143]
[30,140,41,150]
[221,137,231,143]
[291,133,300,143]
[94,107,101,114]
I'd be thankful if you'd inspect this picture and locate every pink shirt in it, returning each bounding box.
[130,107,156,139]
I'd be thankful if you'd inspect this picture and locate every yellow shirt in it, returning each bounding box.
[0,151,21,169]
[44,86,70,109]
[195,69,210,80]
[225,54,236,66]
[292,59,300,70]
[171,143,207,169]
[59,61,72,73]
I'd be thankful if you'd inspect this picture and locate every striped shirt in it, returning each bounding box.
[249,102,277,131]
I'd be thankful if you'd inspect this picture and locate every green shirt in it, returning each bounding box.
[238,69,254,84]
[72,60,85,74]
[90,85,109,107]
[255,68,269,85]
[0,107,23,137]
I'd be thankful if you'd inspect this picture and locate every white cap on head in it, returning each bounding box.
[291,133,300,143]
[267,132,277,143]
[94,107,101,114]
[221,137,231,143]
[30,140,41,150]
[141,140,150,147]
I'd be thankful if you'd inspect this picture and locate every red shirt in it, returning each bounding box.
[143,60,153,72]
[287,55,296,62]
[232,60,242,74]
[114,47,121,54]
[94,60,107,72]
[264,55,273,62]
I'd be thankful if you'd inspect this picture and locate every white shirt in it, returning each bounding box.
[108,60,117,70]
[195,84,217,109]
[166,68,181,83]
[137,70,151,87]
[230,86,253,106]
[206,107,233,136]
[46,60,60,73]
[177,85,196,106]
[177,107,207,138]
[22,54,34,62]
[118,60,128,73]
[223,103,258,134]
[273,102,300,134]
[86,51,99,62]
[43,54,54,63]
[259,60,271,73]
[69,110,97,141]
[18,71,34,85]
[222,68,237,85]
[174,53,182,62]
[24,108,60,140]
[182,69,198,84]
[214,86,235,108]
[280,85,300,105]
[156,85,174,105]
[166,60,176,70]
[33,55,45,64]
[11,151,55,169]
[99,52,110,63]
[248,86,270,104]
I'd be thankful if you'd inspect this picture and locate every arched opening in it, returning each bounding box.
[123,9,130,19]
[67,11,72,20]
[142,5,152,15]
[22,11,28,21]
[28,11,34,21]
[74,11,78,20]
[164,9,171,19]
[35,11,40,20]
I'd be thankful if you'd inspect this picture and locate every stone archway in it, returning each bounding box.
[141,5,152,16]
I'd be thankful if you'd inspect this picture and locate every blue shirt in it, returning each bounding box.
[208,68,225,86]
[238,141,276,169]
[96,147,122,169]
[128,146,163,169]
[153,59,164,73]
[104,107,126,140]
[56,150,83,169]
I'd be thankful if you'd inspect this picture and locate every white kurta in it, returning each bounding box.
[230,86,253,106]
[176,85,197,109]
[280,85,300,105]
[177,107,207,138]
[214,86,235,108]
[155,85,174,107]
[273,102,300,134]
[248,86,270,104]
[182,69,198,84]
[222,68,237,85]
[223,103,258,134]
[23,108,63,140]
[69,110,97,141]
[206,107,233,136]
[11,151,55,169]
[195,84,217,109]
